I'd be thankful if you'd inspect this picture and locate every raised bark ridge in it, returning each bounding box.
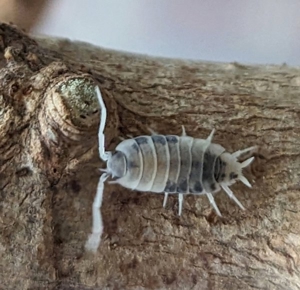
[0,23,299,290]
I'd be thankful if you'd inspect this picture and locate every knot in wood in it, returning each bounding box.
[39,77,100,145]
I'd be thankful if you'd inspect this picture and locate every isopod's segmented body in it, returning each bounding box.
[85,86,255,253]
[108,132,253,217]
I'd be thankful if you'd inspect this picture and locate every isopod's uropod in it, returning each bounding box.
[85,86,255,252]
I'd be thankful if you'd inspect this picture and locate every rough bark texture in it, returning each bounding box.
[0,23,299,290]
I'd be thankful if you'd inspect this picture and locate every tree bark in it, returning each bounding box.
[0,23,299,290]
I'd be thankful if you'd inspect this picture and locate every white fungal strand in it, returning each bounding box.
[85,86,255,253]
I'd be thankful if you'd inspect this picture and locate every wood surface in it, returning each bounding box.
[0,23,299,290]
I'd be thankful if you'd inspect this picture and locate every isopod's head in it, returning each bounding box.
[215,152,254,188]
[106,150,127,179]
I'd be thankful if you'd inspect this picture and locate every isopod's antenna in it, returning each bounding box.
[85,86,111,253]
[85,172,109,252]
[95,86,111,162]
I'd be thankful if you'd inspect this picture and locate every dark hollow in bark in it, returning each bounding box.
[0,23,299,290]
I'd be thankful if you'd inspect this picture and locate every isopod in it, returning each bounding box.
[85,86,255,252]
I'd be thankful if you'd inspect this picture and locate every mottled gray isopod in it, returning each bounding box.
[85,86,255,252]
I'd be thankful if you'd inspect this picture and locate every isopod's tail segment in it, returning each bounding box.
[95,86,111,162]
[239,157,255,188]
[85,173,109,253]
[233,146,256,188]
[232,146,257,159]
[221,184,245,210]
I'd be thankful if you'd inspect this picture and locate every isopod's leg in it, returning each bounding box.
[178,193,184,216]
[239,175,252,188]
[181,125,187,136]
[221,185,245,210]
[163,192,169,208]
[206,192,222,216]
[85,172,109,253]
[232,146,257,159]
[206,129,215,144]
[147,127,158,135]
[95,86,111,161]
